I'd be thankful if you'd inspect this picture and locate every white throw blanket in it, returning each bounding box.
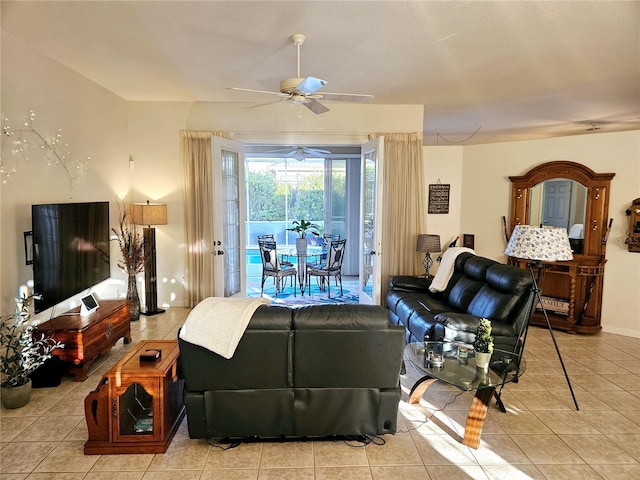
[179,297,269,359]
[429,247,476,293]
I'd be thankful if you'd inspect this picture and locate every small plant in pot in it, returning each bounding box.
[286,219,320,253]
[473,318,494,370]
[1,292,64,408]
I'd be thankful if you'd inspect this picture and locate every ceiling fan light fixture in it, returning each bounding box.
[289,94,306,104]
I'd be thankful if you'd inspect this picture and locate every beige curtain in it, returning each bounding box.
[369,132,427,302]
[180,130,233,307]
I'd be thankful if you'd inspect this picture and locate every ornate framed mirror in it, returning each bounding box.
[508,161,615,333]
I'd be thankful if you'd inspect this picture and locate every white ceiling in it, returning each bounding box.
[2,1,639,145]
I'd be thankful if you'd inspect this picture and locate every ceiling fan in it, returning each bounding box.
[274,146,332,160]
[230,33,373,114]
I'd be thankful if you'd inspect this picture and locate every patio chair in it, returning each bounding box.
[309,233,340,267]
[259,241,297,297]
[307,239,346,298]
[257,234,275,242]
[258,234,292,266]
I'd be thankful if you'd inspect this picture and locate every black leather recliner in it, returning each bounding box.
[178,304,405,441]
[386,253,534,354]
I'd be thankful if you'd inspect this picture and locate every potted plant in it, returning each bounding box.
[286,219,320,253]
[473,318,494,370]
[1,292,64,408]
[112,200,147,321]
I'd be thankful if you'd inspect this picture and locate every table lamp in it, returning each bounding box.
[416,234,441,277]
[132,200,168,316]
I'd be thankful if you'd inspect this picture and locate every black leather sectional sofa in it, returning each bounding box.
[178,304,404,441]
[386,252,535,354]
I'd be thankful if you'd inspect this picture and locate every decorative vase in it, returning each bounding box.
[296,237,308,253]
[1,378,32,409]
[475,351,491,371]
[127,271,141,322]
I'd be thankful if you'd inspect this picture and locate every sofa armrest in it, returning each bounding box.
[388,275,431,292]
[434,311,482,333]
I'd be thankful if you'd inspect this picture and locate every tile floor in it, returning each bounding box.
[1,307,639,480]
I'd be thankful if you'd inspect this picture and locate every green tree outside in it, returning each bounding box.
[247,171,287,221]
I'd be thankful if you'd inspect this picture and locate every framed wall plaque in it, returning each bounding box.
[463,234,475,250]
[428,183,450,214]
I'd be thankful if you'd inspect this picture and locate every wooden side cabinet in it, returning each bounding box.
[84,340,185,455]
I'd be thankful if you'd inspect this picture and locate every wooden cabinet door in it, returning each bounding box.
[111,379,162,443]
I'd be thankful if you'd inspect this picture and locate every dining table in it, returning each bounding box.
[279,246,325,295]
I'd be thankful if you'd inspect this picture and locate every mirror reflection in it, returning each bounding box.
[529,178,587,254]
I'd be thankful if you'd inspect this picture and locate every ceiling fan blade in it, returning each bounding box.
[304,99,330,115]
[296,77,327,95]
[305,148,331,157]
[320,92,374,103]
[228,87,289,97]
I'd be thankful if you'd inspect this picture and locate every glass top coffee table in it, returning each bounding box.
[404,341,525,449]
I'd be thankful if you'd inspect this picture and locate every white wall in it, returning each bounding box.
[1,33,130,319]
[126,101,192,310]
[423,146,464,250]
[459,132,640,337]
[185,101,424,136]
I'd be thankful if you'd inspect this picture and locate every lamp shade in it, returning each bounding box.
[132,201,167,226]
[416,234,441,253]
[505,225,573,261]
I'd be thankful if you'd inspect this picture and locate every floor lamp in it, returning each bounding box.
[416,234,441,278]
[132,200,168,316]
[505,225,580,411]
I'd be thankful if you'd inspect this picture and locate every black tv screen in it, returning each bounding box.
[31,201,111,313]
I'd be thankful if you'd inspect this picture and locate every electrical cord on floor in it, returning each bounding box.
[206,438,242,450]
[342,434,386,448]
[396,389,467,434]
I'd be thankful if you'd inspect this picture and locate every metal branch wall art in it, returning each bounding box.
[1,111,91,193]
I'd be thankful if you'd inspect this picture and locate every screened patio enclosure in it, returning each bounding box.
[244,145,361,295]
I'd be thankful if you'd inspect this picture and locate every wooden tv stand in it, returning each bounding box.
[36,300,131,381]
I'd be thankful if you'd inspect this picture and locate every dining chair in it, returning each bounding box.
[313,233,340,266]
[307,239,346,298]
[259,240,297,297]
[258,234,293,266]
[257,234,275,242]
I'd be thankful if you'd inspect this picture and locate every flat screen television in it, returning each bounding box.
[31,201,111,313]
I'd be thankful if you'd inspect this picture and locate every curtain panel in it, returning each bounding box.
[369,132,427,302]
[180,130,232,307]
